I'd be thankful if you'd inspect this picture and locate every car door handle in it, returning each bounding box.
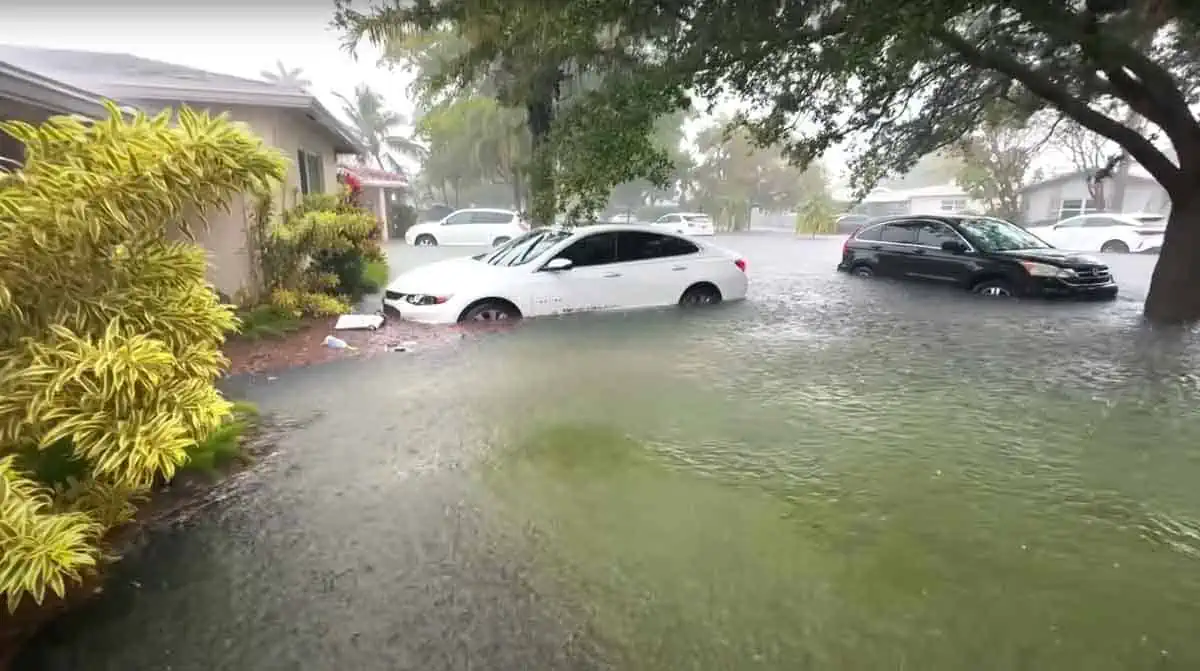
[602,272,622,278]
[671,265,687,271]
[912,249,926,255]
[870,245,883,250]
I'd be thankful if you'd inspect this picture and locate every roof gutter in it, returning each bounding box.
[0,61,118,118]
[103,81,367,156]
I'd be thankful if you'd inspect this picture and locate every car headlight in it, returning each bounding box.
[405,294,450,306]
[1021,262,1075,278]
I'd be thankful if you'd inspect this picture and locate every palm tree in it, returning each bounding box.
[334,83,427,171]
[261,60,312,89]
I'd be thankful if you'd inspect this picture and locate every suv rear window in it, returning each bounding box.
[855,225,883,241]
[879,224,917,244]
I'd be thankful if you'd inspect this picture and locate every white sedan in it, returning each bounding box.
[382,224,749,324]
[1026,212,1166,254]
[404,207,527,247]
[651,212,716,236]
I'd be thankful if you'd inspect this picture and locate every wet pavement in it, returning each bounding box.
[19,234,1200,670]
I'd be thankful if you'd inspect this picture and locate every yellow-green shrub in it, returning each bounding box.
[0,102,285,611]
[248,192,384,315]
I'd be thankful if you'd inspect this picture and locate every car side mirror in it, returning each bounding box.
[941,240,968,253]
[543,257,574,272]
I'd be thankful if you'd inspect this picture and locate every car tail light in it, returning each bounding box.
[734,258,746,272]
[843,227,862,255]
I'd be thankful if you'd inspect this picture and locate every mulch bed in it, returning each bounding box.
[0,416,294,670]
[222,316,471,376]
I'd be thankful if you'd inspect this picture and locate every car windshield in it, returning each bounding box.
[957,217,1051,252]
[480,229,571,267]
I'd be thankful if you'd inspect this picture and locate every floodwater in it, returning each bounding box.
[20,234,1200,670]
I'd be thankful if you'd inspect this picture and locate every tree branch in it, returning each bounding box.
[933,26,1184,194]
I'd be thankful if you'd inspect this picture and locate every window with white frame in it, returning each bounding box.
[940,198,969,213]
[297,150,325,195]
[1056,198,1099,220]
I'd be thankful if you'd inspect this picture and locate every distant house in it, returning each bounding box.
[0,44,365,298]
[835,183,982,217]
[1019,169,1171,226]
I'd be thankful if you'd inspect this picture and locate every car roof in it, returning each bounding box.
[557,223,691,235]
[452,207,516,214]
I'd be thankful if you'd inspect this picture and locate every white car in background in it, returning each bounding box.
[404,208,527,247]
[382,224,748,324]
[651,212,716,236]
[1027,212,1166,254]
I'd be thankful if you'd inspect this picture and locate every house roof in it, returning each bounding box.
[834,182,969,203]
[0,59,116,118]
[1019,167,1157,194]
[338,164,408,188]
[0,44,364,154]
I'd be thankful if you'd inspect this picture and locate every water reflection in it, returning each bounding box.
[20,235,1200,670]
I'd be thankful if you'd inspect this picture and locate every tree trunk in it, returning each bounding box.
[1110,155,1132,213]
[1144,196,1200,324]
[512,172,524,213]
[526,93,555,227]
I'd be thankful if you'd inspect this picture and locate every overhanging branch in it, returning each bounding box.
[933,27,1183,193]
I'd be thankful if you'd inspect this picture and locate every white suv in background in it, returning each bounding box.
[651,212,716,236]
[1027,212,1166,254]
[404,208,528,247]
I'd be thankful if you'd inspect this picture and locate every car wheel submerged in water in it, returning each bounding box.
[459,299,521,323]
[971,278,1016,297]
[851,264,874,277]
[1101,240,1130,253]
[679,283,722,307]
[414,234,438,247]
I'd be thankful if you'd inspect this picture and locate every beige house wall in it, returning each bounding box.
[138,102,342,299]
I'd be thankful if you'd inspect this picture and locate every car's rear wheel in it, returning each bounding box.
[1101,240,1129,253]
[414,234,438,247]
[459,299,521,323]
[679,283,722,307]
[850,264,874,277]
[972,278,1016,297]
[492,236,511,246]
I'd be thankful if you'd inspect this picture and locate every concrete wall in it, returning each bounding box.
[134,101,341,298]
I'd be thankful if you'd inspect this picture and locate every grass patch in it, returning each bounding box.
[234,304,305,341]
[180,401,259,477]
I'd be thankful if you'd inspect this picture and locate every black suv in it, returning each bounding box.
[837,215,1118,299]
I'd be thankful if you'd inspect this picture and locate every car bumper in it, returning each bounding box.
[381,295,463,324]
[1026,279,1119,300]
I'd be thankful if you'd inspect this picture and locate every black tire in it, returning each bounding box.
[972,278,1016,297]
[850,264,874,277]
[679,283,722,307]
[414,234,438,247]
[1101,240,1129,253]
[492,236,511,246]
[459,299,521,323]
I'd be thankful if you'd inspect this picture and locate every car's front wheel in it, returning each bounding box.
[459,299,521,323]
[414,234,438,247]
[972,278,1016,297]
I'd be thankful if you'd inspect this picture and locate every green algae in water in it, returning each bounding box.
[482,421,1200,670]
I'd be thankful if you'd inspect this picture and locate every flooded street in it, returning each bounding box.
[20,234,1200,670]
